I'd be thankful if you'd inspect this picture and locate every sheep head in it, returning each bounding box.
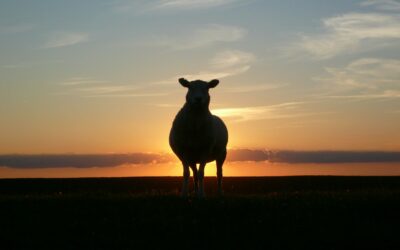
[179,78,219,111]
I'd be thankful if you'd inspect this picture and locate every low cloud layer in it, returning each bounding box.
[1,150,400,169]
[0,153,173,169]
[268,150,400,164]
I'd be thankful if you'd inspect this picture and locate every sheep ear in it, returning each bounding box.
[179,78,190,88]
[208,79,219,88]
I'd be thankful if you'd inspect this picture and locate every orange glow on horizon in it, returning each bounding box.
[1,162,400,179]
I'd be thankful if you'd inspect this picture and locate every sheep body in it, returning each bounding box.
[169,106,228,164]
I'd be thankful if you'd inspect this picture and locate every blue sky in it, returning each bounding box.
[0,0,399,154]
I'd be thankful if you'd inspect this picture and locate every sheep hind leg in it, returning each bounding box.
[216,151,226,197]
[189,164,198,195]
[198,163,206,198]
[181,163,190,198]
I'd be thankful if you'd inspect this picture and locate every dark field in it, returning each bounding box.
[1,176,400,249]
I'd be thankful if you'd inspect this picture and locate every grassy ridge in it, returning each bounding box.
[1,176,400,249]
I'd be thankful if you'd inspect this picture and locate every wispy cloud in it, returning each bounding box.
[211,102,314,122]
[386,109,400,115]
[316,58,400,90]
[154,0,239,10]
[44,32,89,48]
[58,76,170,98]
[83,93,170,98]
[75,85,137,95]
[287,12,400,59]
[210,49,255,68]
[225,83,284,93]
[2,64,28,69]
[0,24,35,34]
[64,84,149,97]
[326,90,400,100]
[2,60,63,69]
[151,49,254,84]
[314,58,400,100]
[206,50,283,93]
[151,24,245,50]
[345,58,400,81]
[59,77,109,86]
[361,0,400,11]
[111,0,242,13]
[182,65,250,81]
[185,49,254,79]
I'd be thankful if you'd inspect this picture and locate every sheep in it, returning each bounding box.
[169,78,228,198]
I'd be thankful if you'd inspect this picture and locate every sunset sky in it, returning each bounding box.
[1,0,399,177]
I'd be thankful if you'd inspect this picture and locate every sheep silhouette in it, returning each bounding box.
[169,78,228,198]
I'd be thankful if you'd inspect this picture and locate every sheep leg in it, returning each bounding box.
[216,151,226,196]
[181,163,190,198]
[198,163,206,198]
[189,164,198,195]
[216,159,224,197]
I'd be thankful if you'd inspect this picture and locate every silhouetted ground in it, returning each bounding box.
[1,176,399,249]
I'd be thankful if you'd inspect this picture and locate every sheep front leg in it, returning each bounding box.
[198,163,206,198]
[190,164,198,195]
[216,152,226,197]
[181,163,190,198]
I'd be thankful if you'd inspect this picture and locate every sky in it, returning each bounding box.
[0,0,400,177]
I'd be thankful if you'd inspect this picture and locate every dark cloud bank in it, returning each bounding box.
[1,150,400,169]
[0,153,173,169]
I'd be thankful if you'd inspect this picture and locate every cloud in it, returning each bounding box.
[182,50,254,80]
[289,12,400,59]
[75,86,137,94]
[0,154,173,169]
[229,149,400,163]
[182,65,250,81]
[111,0,242,13]
[83,92,170,98]
[59,77,109,86]
[210,49,255,68]
[2,150,400,168]
[184,49,254,79]
[64,84,168,98]
[326,90,400,100]
[225,83,284,93]
[314,58,400,99]
[152,49,254,85]
[58,77,171,98]
[268,150,400,163]
[44,32,89,48]
[227,149,269,162]
[317,58,400,89]
[346,58,400,81]
[2,60,63,69]
[154,0,239,10]
[211,102,312,122]
[361,0,400,11]
[0,24,35,34]
[152,24,245,50]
